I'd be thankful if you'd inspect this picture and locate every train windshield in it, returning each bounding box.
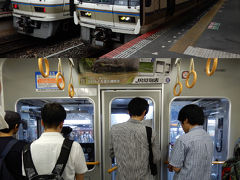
[168,98,230,180]
[79,0,140,6]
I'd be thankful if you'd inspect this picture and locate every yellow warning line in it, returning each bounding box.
[169,0,225,54]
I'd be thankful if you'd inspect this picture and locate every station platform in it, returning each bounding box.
[101,0,240,58]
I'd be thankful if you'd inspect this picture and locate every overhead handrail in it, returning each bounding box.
[165,160,225,165]
[212,161,225,164]
[56,58,65,90]
[86,161,100,165]
[206,58,218,76]
[68,58,74,98]
[185,58,197,88]
[173,59,183,96]
[108,166,118,173]
[38,58,49,78]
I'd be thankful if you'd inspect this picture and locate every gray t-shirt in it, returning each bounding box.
[109,118,160,180]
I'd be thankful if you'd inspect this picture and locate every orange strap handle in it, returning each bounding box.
[185,59,197,88]
[206,58,218,76]
[38,58,49,78]
[56,59,65,90]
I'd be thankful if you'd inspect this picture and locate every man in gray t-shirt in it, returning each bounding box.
[168,104,214,180]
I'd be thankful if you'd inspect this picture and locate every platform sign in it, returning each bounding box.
[35,71,63,92]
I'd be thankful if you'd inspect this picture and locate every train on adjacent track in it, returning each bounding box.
[0,58,239,180]
[10,0,216,44]
[11,0,74,38]
[72,0,215,46]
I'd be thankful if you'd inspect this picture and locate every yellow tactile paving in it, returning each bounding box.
[169,0,225,54]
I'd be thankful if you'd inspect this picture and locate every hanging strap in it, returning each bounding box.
[145,126,157,175]
[23,138,74,179]
[52,138,73,176]
[0,139,18,161]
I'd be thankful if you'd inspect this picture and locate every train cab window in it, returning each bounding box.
[98,0,112,4]
[145,0,151,7]
[16,98,95,170]
[168,98,230,180]
[110,98,154,180]
[114,0,140,6]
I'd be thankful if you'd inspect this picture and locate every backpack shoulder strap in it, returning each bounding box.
[52,138,74,176]
[23,143,39,179]
[145,126,154,164]
[0,139,18,160]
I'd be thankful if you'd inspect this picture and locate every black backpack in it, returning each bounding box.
[23,138,73,180]
[0,139,18,180]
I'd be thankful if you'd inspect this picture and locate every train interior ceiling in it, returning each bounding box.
[0,58,240,180]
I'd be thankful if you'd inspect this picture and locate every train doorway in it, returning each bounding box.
[168,98,230,180]
[101,89,162,180]
[16,98,101,180]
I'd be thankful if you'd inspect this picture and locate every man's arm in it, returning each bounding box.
[75,174,84,180]
[168,139,185,173]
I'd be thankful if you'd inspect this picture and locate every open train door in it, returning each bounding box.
[101,89,162,180]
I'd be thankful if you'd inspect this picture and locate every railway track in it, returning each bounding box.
[0,35,39,57]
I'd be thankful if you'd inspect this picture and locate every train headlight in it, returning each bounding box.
[119,16,135,23]
[81,11,92,17]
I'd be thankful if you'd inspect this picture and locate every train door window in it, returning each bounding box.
[168,98,230,180]
[110,98,154,180]
[16,98,95,170]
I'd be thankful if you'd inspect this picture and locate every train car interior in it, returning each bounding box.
[0,58,239,180]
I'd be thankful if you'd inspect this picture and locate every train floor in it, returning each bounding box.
[101,0,240,58]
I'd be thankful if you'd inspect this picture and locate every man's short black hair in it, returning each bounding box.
[0,111,22,133]
[178,104,204,125]
[41,103,66,128]
[128,97,149,116]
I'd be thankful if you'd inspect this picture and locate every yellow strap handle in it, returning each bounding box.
[173,60,183,96]
[186,58,197,88]
[38,58,49,78]
[206,58,218,76]
[108,166,118,173]
[68,59,74,98]
[56,59,65,90]
[86,161,100,165]
[68,83,74,98]
[56,72,65,90]
[173,82,183,96]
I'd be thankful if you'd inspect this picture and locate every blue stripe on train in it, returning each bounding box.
[12,2,70,7]
[77,8,140,16]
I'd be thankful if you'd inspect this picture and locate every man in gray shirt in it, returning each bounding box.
[168,104,214,180]
[109,97,160,180]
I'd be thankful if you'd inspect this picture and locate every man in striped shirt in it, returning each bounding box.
[109,97,160,180]
[168,104,214,180]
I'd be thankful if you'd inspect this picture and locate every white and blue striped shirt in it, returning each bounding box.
[109,118,160,180]
[169,126,214,180]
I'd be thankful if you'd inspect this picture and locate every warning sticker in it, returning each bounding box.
[208,22,221,30]
[35,71,63,92]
